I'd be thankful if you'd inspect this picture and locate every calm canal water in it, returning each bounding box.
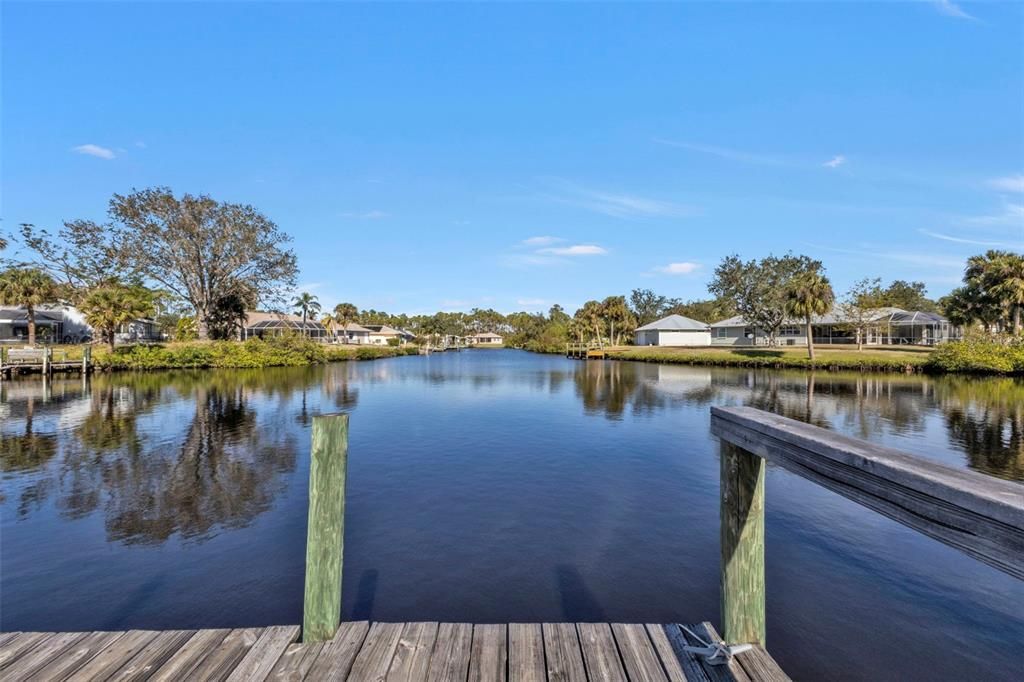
[2,350,1022,679]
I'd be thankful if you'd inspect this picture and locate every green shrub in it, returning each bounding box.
[93,336,417,371]
[925,336,1024,375]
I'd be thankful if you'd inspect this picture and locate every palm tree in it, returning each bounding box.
[292,292,321,325]
[0,267,60,345]
[785,271,835,360]
[321,313,338,340]
[80,285,156,351]
[991,253,1024,334]
[332,302,358,342]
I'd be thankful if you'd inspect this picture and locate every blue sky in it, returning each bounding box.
[3,1,1022,315]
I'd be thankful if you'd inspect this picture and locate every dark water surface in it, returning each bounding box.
[2,350,1022,680]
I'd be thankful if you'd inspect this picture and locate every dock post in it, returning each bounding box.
[720,441,766,646]
[83,345,91,374]
[302,413,349,643]
[42,346,50,375]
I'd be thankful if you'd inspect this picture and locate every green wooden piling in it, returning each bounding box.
[720,440,766,646]
[302,413,349,643]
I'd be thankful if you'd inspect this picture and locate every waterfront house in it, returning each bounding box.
[468,331,503,345]
[634,314,712,346]
[241,311,328,340]
[337,322,372,344]
[363,324,410,345]
[710,307,957,346]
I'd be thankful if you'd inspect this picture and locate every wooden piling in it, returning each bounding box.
[720,441,766,646]
[42,346,50,376]
[302,413,349,643]
[83,345,91,374]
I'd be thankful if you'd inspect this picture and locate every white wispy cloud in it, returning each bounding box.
[919,229,1022,249]
[544,180,697,219]
[134,141,147,149]
[340,210,389,220]
[960,202,1024,227]
[933,0,976,21]
[71,144,115,160]
[522,236,563,246]
[653,138,789,166]
[823,155,847,169]
[989,174,1024,193]
[654,261,702,275]
[516,298,546,307]
[537,244,608,256]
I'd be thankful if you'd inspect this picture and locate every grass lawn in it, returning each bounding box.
[605,344,932,372]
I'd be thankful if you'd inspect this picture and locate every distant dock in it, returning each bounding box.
[0,345,93,379]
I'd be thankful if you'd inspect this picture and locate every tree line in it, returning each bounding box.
[2,187,1021,356]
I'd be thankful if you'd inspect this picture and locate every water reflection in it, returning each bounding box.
[2,359,1021,549]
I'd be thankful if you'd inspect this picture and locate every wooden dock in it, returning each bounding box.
[566,343,606,360]
[0,345,93,379]
[0,620,787,681]
[3,407,1020,680]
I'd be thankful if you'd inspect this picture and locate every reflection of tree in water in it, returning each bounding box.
[934,377,1024,481]
[59,380,299,544]
[321,365,359,412]
[573,362,671,419]
[0,396,59,473]
[1,395,59,518]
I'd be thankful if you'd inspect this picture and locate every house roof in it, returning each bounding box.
[0,308,64,324]
[363,324,401,336]
[340,322,372,333]
[243,311,326,331]
[709,307,947,327]
[474,331,503,338]
[635,314,710,332]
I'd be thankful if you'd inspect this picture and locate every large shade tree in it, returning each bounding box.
[0,267,61,344]
[709,253,823,346]
[785,270,835,360]
[38,188,298,340]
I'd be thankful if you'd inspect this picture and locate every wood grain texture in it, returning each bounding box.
[184,628,261,682]
[679,622,751,682]
[268,642,324,681]
[712,405,1024,579]
[611,623,668,682]
[468,624,507,682]
[0,632,50,669]
[1,632,85,679]
[304,620,370,680]
[347,622,403,682]
[659,624,712,682]
[644,624,692,682]
[508,623,545,682]
[107,630,195,681]
[425,622,473,682]
[386,622,438,682]
[225,625,300,682]
[26,631,124,681]
[576,623,626,682]
[542,623,586,682]
[148,628,230,682]
[720,441,766,646]
[303,413,349,643]
[65,631,160,681]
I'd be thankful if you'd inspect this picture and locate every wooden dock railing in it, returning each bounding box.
[711,405,1024,647]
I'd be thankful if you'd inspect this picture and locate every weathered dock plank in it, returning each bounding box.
[508,623,545,682]
[225,625,301,682]
[303,620,369,680]
[347,621,404,681]
[1,621,791,681]
[542,622,587,682]
[613,622,670,682]
[385,621,438,681]
[577,622,627,682]
[468,623,507,682]
[425,622,473,682]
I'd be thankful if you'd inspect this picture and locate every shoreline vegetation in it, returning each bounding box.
[12,335,1024,375]
[91,336,418,371]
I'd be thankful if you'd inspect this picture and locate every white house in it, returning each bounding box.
[468,332,503,345]
[338,322,372,344]
[363,324,409,345]
[709,307,958,346]
[634,314,712,347]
